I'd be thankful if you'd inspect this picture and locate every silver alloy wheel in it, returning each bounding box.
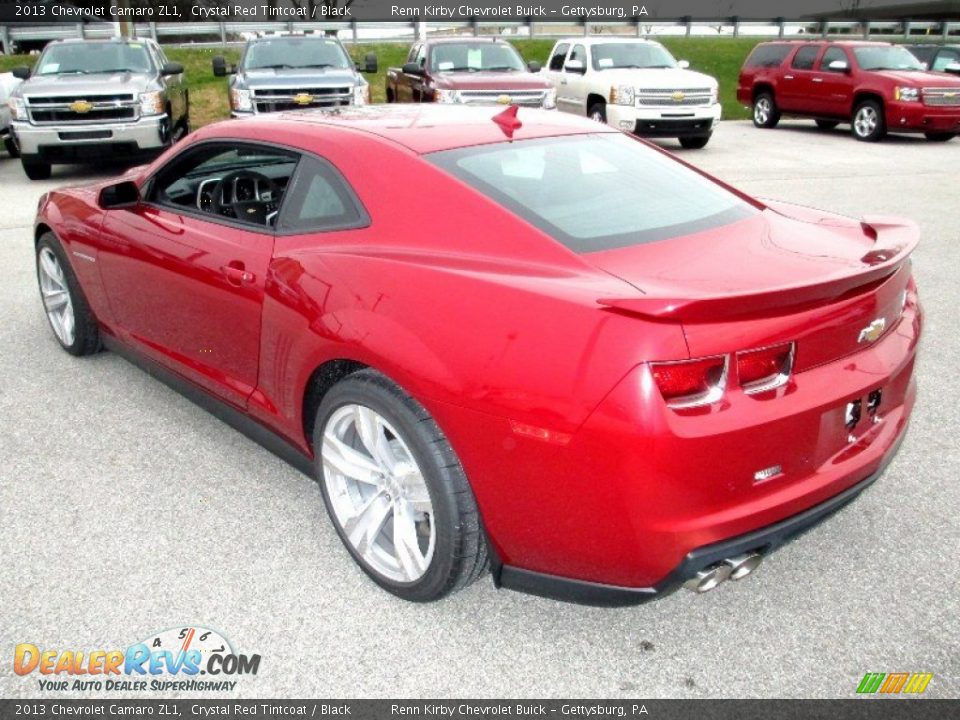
[37,247,75,346]
[754,97,771,124]
[321,404,435,583]
[854,106,878,137]
[590,109,605,123]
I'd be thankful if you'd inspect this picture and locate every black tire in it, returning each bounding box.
[924,132,955,142]
[851,99,886,142]
[588,102,607,124]
[679,134,711,149]
[22,158,51,181]
[35,232,101,356]
[386,87,394,103]
[752,91,780,128]
[4,136,20,158]
[815,119,840,130]
[313,369,489,602]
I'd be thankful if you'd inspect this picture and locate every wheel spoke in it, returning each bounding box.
[343,492,392,556]
[354,405,397,472]
[322,431,382,485]
[40,251,62,284]
[397,472,432,513]
[43,288,68,311]
[393,503,426,580]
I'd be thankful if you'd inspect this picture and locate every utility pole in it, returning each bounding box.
[113,0,135,39]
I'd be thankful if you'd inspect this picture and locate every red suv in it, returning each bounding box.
[737,40,960,142]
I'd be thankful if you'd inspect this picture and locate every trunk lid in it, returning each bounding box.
[589,203,917,368]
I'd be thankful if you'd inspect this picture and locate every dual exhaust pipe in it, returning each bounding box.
[683,552,764,593]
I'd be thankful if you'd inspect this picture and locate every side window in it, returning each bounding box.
[149,143,300,228]
[277,155,369,233]
[407,43,420,63]
[548,43,570,71]
[933,49,960,72]
[744,44,791,68]
[415,44,426,67]
[791,45,820,71]
[820,47,848,72]
[567,44,586,71]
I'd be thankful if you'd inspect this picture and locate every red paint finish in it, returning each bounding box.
[36,106,922,591]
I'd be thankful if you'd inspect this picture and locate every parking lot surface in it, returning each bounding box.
[0,120,957,699]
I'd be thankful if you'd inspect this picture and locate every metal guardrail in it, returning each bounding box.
[1,19,960,54]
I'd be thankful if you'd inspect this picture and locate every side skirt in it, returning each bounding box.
[102,335,316,479]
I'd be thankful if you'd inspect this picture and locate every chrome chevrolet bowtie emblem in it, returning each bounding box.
[858,318,886,344]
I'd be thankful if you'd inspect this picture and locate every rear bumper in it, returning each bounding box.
[606,102,722,136]
[886,101,960,133]
[497,429,906,606]
[11,114,169,162]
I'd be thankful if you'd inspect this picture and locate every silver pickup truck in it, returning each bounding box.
[8,38,189,180]
[0,72,23,157]
[214,34,377,117]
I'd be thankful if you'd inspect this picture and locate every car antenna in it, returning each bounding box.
[492,105,522,138]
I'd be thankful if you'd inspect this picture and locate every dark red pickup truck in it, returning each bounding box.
[737,40,960,142]
[386,38,556,109]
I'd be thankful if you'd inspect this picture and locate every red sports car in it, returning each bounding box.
[34,105,921,604]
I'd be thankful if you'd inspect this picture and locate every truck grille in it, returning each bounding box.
[26,94,138,125]
[252,86,353,113]
[456,90,546,107]
[636,88,713,107]
[922,88,960,107]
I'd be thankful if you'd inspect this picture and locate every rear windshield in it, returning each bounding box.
[428,134,756,254]
[744,44,791,69]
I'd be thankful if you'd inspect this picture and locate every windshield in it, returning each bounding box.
[36,42,153,76]
[429,134,756,253]
[854,46,925,71]
[244,38,351,70]
[429,43,526,73]
[591,43,677,71]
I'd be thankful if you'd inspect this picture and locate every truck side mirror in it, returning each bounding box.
[99,181,140,210]
[828,59,849,72]
[161,62,184,77]
[11,66,30,80]
[563,59,585,73]
[363,53,378,74]
[677,59,690,69]
[527,61,541,73]
[212,56,229,77]
[402,62,423,76]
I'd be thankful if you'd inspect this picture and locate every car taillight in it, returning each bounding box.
[650,356,727,408]
[737,343,794,394]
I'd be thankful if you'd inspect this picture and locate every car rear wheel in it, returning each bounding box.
[22,158,51,181]
[679,134,711,149]
[752,92,780,128]
[313,370,489,602]
[588,102,607,124]
[924,132,955,142]
[35,233,100,356]
[815,119,839,130]
[4,136,20,158]
[852,100,886,142]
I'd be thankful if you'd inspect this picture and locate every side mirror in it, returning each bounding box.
[161,62,184,77]
[677,59,690,69]
[11,66,30,80]
[402,62,423,76]
[527,60,541,73]
[920,61,929,70]
[99,180,140,210]
[564,59,585,73]
[363,52,378,74]
[212,56,228,77]
[828,59,849,72]
[944,62,960,75]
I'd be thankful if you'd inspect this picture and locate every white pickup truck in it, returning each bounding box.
[542,37,721,149]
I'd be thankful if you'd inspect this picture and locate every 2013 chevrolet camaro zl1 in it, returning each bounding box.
[33,105,921,604]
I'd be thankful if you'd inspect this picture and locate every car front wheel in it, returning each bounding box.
[4,136,19,158]
[852,100,886,142]
[588,102,607,124]
[36,232,100,356]
[679,134,711,149]
[752,92,780,128]
[314,370,489,602]
[22,158,51,181]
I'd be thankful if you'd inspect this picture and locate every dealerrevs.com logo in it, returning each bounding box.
[14,626,260,693]
[856,672,934,695]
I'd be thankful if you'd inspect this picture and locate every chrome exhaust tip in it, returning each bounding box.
[724,552,763,580]
[683,563,733,593]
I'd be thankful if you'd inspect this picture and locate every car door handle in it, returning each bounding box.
[812,77,824,83]
[784,74,794,80]
[221,265,255,285]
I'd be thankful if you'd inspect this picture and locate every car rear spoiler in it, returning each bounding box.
[597,216,918,322]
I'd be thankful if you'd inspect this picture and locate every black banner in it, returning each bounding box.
[2,0,959,25]
[0,700,957,719]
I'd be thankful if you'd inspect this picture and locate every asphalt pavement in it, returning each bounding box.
[0,120,958,699]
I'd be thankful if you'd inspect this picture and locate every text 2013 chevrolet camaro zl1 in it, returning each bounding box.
[33,106,921,604]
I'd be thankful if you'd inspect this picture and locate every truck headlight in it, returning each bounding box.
[139,90,165,116]
[610,85,635,106]
[542,87,557,110]
[353,83,370,106]
[894,86,919,102]
[230,88,253,113]
[710,86,718,104]
[434,88,459,104]
[8,96,26,121]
